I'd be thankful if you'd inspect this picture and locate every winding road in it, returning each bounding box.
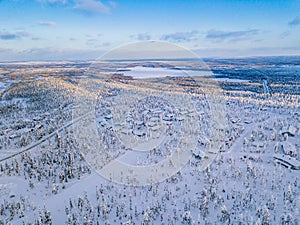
[0,111,92,162]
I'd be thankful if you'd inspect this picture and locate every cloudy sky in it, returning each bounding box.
[0,0,300,61]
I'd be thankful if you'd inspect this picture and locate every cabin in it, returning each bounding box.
[276,141,297,157]
[273,154,300,170]
[121,128,131,135]
[132,127,146,137]
[251,141,265,148]
[281,125,297,137]
[105,114,112,120]
[192,149,207,160]
[163,113,174,122]
[198,135,211,148]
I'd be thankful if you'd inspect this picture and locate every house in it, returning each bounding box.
[273,154,300,170]
[198,135,211,148]
[132,127,146,137]
[251,141,265,148]
[281,125,297,137]
[163,113,174,122]
[192,149,207,160]
[277,141,297,157]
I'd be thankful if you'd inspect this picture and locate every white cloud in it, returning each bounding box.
[130,33,152,41]
[205,29,259,43]
[73,0,110,14]
[288,16,300,26]
[0,47,105,61]
[160,31,199,42]
[108,1,117,8]
[194,46,300,58]
[0,31,30,40]
[36,0,112,14]
[37,0,68,4]
[37,21,56,27]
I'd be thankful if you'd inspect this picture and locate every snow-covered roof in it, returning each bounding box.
[279,141,297,154]
[273,154,300,170]
[192,148,207,159]
[132,128,146,136]
[281,125,297,136]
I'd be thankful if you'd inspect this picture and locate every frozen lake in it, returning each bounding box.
[229,90,255,93]
[117,66,213,79]
[212,77,250,83]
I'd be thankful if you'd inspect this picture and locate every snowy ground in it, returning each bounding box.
[0,62,299,225]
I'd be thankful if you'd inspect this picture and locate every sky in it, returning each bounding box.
[0,0,300,61]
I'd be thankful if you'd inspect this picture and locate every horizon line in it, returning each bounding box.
[0,54,300,64]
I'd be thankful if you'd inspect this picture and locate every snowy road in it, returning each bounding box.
[0,111,92,162]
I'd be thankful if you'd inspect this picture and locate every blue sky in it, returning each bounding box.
[0,0,300,61]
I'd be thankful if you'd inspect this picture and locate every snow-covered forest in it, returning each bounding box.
[0,60,299,225]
